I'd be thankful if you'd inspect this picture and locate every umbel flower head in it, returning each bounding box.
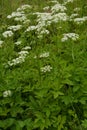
[2,31,14,38]
[3,90,12,97]
[41,65,52,73]
[61,33,79,42]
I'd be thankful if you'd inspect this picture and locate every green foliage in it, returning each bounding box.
[0,0,87,130]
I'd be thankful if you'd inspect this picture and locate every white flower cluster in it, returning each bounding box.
[37,12,52,25]
[61,33,79,42]
[74,7,80,12]
[64,0,74,5]
[38,29,49,38]
[7,25,22,31]
[22,46,31,50]
[70,13,78,19]
[8,50,29,66]
[17,4,32,11]
[2,31,14,38]
[41,65,52,73]
[34,52,49,59]
[25,2,68,38]
[43,6,50,11]
[52,13,68,22]
[26,13,51,38]
[7,11,25,19]
[74,16,87,24]
[3,90,12,98]
[0,40,3,47]
[7,9,27,22]
[51,3,67,13]
[50,0,58,3]
[39,52,49,58]
[14,15,27,22]
[7,4,32,23]
[26,25,37,31]
[36,12,52,27]
[14,41,21,45]
[18,50,29,55]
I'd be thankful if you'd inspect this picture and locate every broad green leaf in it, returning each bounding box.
[82,119,87,128]
[53,91,64,99]
[73,85,80,92]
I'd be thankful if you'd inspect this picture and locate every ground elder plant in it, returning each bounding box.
[0,0,87,130]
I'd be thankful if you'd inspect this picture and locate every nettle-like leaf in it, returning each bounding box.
[57,115,66,130]
[24,118,33,129]
[79,97,87,105]
[0,118,15,129]
[61,95,73,105]
[73,85,80,93]
[82,119,87,128]
[53,91,64,99]
[34,111,51,130]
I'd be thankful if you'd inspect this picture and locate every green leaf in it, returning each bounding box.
[10,106,23,117]
[82,119,87,128]
[57,115,66,130]
[73,85,80,92]
[17,120,25,128]
[15,120,25,130]
[53,91,64,99]
[80,97,87,104]
[24,118,33,129]
[29,96,39,109]
[0,118,15,129]
[0,120,5,128]
[62,96,72,105]
[45,109,50,118]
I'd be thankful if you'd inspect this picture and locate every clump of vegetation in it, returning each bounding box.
[0,0,87,129]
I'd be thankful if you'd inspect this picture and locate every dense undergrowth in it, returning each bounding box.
[0,0,87,130]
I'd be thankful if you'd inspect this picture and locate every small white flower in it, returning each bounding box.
[2,31,13,38]
[18,51,29,55]
[50,0,58,3]
[14,16,27,22]
[7,15,12,19]
[11,11,25,17]
[8,50,29,66]
[74,7,80,12]
[3,90,12,97]
[8,56,25,66]
[26,26,37,32]
[74,17,87,24]
[61,33,79,42]
[61,36,68,42]
[7,25,22,31]
[64,0,74,5]
[41,65,52,73]
[43,6,50,11]
[22,46,31,50]
[52,13,68,22]
[40,29,49,35]
[34,55,37,59]
[51,3,67,13]
[39,52,49,58]
[70,13,78,19]
[7,11,25,19]
[14,41,21,45]
[17,4,32,11]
